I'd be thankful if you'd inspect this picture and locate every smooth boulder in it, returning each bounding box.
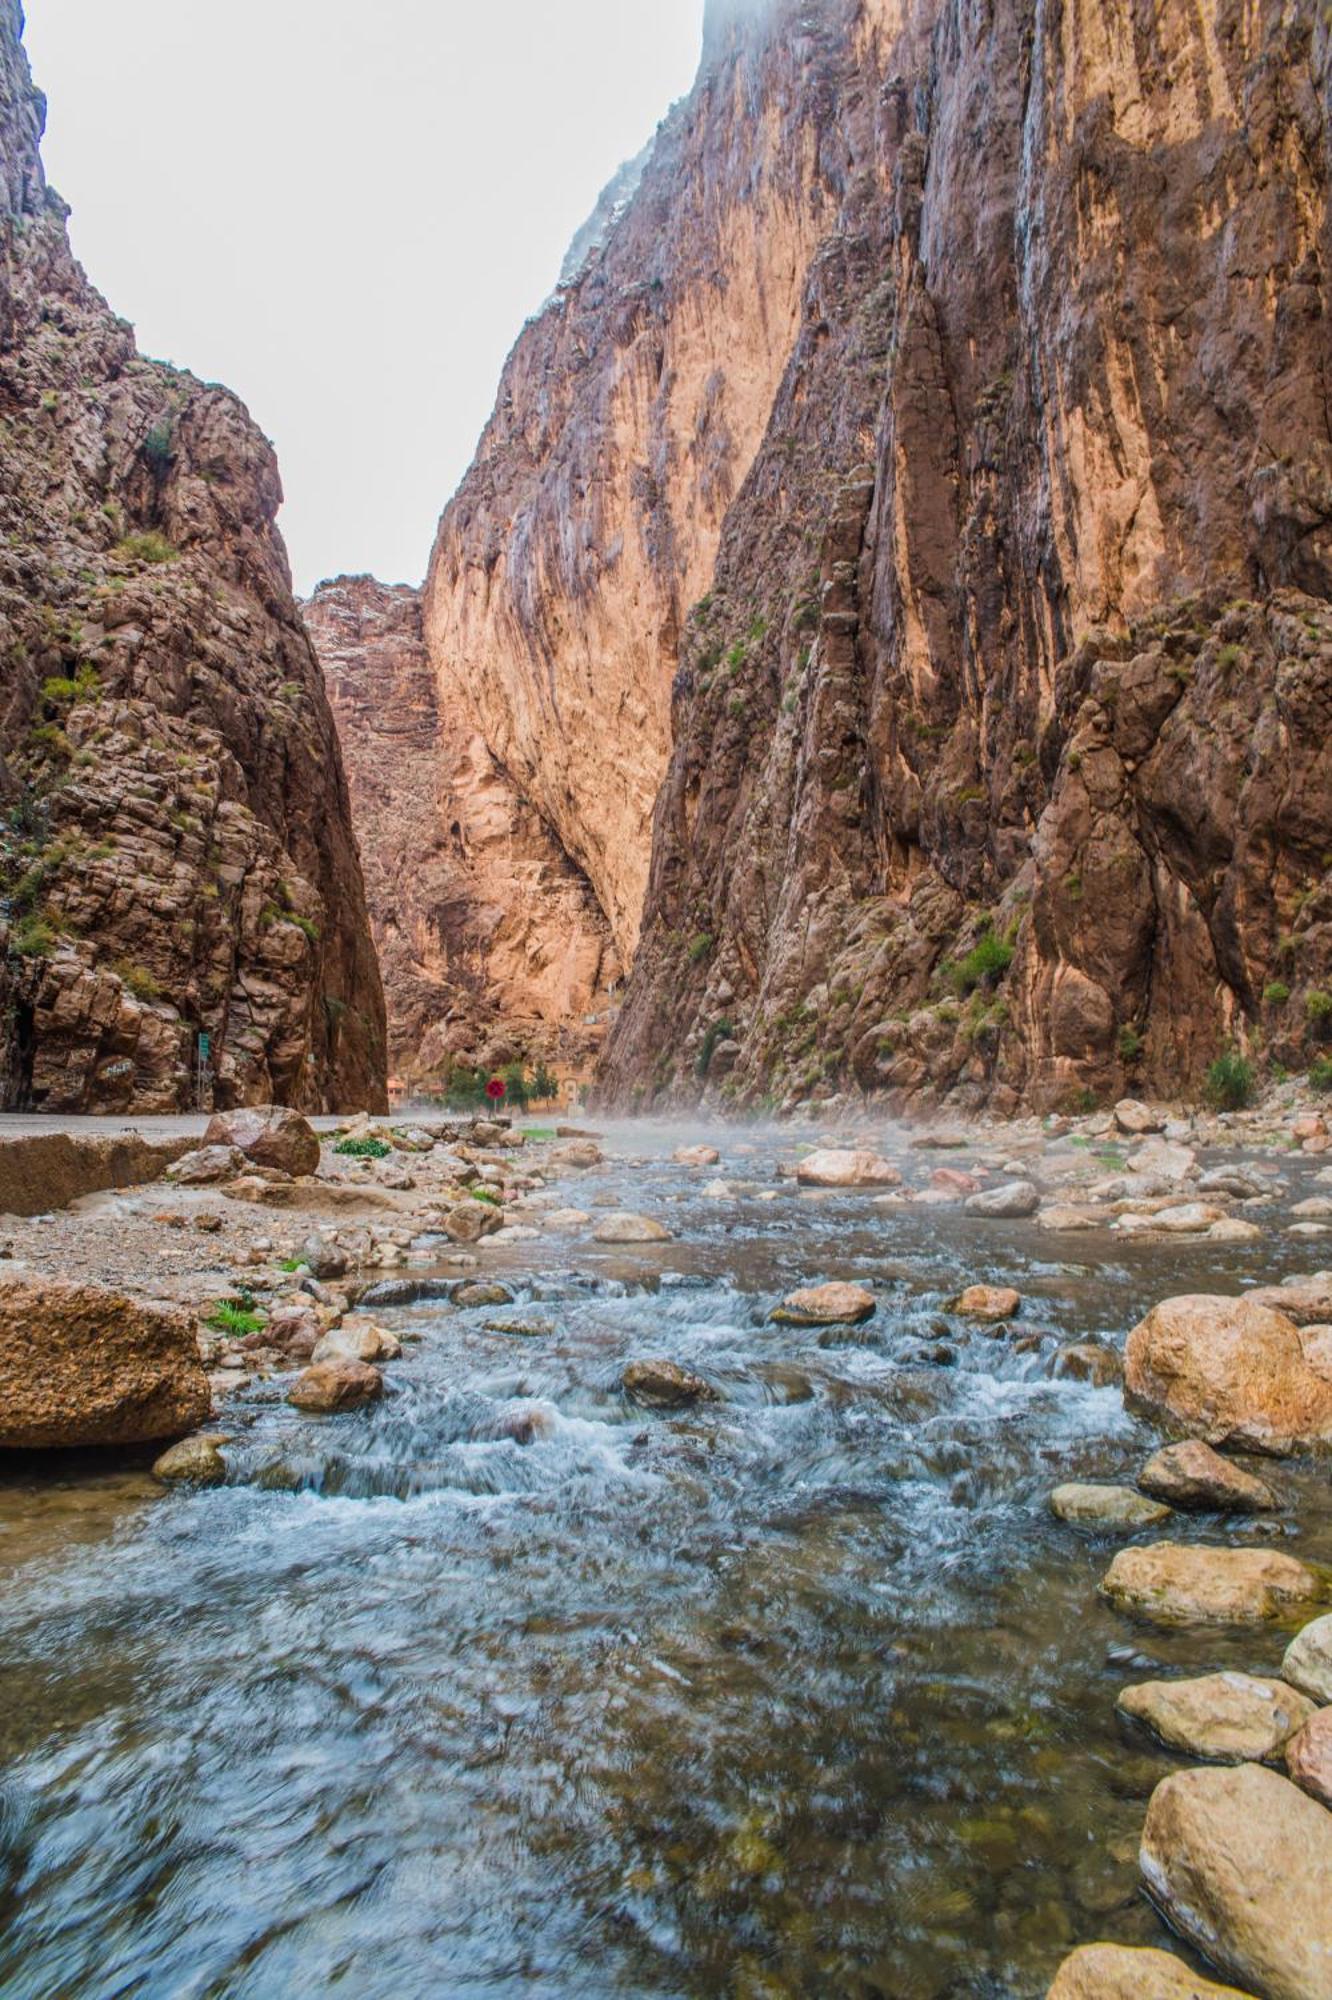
[673,1145,721,1168]
[152,1434,229,1486]
[1124,1294,1332,1455]
[1100,1544,1323,1627]
[623,1360,719,1410]
[1138,1440,1277,1514]
[1287,1707,1332,1808]
[287,1360,383,1412]
[953,1284,1021,1322]
[796,1149,902,1189]
[770,1283,876,1327]
[1284,1615,1332,1704]
[1140,1763,1332,1999]
[1114,1099,1167,1135]
[203,1105,320,1178]
[1117,1672,1315,1764]
[1046,1943,1254,1999]
[1051,1484,1170,1530]
[592,1213,673,1244]
[312,1318,401,1365]
[0,1275,210,1449]
[444,1200,504,1244]
[964,1180,1039,1218]
[548,1141,603,1169]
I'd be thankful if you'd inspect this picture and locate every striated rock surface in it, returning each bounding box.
[307,575,617,1085]
[583,0,1332,1113]
[0,2,385,1113]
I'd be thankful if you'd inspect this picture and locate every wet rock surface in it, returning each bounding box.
[1117,1673,1316,1766]
[1100,1545,1324,1628]
[1138,1442,1278,1515]
[0,1273,210,1448]
[1125,1296,1332,1456]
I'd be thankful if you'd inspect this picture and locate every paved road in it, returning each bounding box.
[0,1113,358,1141]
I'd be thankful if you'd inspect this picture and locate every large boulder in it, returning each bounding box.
[1100,1544,1323,1627]
[592,1212,674,1244]
[1117,1672,1316,1764]
[1245,1277,1332,1326]
[1284,1615,1332,1704]
[548,1141,604,1169]
[1046,1944,1254,1998]
[795,1149,902,1188]
[166,1145,245,1186]
[673,1145,721,1168]
[0,1275,210,1449]
[964,1180,1040,1218]
[287,1360,383,1412]
[443,1200,504,1244]
[770,1283,876,1327]
[1138,1440,1278,1514]
[1140,1763,1332,1999]
[623,1360,719,1409]
[1124,1294,1332,1455]
[952,1284,1021,1321]
[1114,1099,1167,1135]
[203,1105,321,1179]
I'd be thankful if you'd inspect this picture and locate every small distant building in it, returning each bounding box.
[386,1074,408,1109]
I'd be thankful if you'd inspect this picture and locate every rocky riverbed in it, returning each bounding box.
[3,1088,1332,1996]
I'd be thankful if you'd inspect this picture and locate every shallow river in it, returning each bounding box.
[2,1123,1331,1999]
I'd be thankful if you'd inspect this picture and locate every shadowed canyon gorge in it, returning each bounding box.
[3,0,1332,1120]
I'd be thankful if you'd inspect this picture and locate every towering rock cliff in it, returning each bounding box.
[0,1,386,1113]
[427,0,1331,1113]
[308,575,616,1087]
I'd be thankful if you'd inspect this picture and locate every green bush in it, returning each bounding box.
[1205,1048,1256,1111]
[1263,981,1291,1005]
[41,662,100,707]
[115,531,177,565]
[114,959,161,1001]
[688,931,714,964]
[1307,989,1332,1026]
[1309,1057,1332,1094]
[1117,1024,1143,1063]
[946,927,1014,997]
[696,1017,736,1080]
[334,1136,391,1159]
[9,913,56,957]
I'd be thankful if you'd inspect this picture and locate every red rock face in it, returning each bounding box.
[307,575,617,1087]
[0,0,386,1114]
[586,0,1332,1111]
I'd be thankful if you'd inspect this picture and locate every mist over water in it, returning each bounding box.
[2,1121,1329,1997]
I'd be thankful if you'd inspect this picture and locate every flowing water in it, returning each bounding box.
[3,1124,1331,1999]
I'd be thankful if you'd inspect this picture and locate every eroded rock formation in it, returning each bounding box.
[421,0,1331,1115]
[0,0,385,1113]
[307,574,617,1086]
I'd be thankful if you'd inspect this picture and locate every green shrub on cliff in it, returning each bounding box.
[945,926,1014,997]
[114,531,177,565]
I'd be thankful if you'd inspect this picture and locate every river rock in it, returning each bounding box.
[592,1213,674,1244]
[1283,1615,1332,1703]
[1053,1342,1122,1387]
[1101,1544,1323,1627]
[1050,1483,1170,1530]
[1138,1440,1278,1513]
[0,1275,211,1449]
[151,1434,229,1486]
[1046,1943,1254,1998]
[1114,1099,1167,1136]
[287,1360,383,1412]
[795,1149,902,1188]
[1142,1203,1227,1235]
[444,1200,504,1244]
[265,1305,322,1359]
[1127,1139,1196,1181]
[167,1144,245,1186]
[1118,1672,1316,1763]
[313,1317,401,1365]
[1124,1294,1332,1454]
[1286,1707,1332,1808]
[673,1144,721,1168]
[299,1234,348,1281]
[548,1141,603,1169]
[952,1283,1021,1321]
[544,1208,592,1228]
[203,1106,321,1178]
[1206,1218,1264,1245]
[623,1359,720,1409]
[1140,1763,1332,1999]
[1199,1168,1268,1200]
[771,1282,876,1326]
[1245,1276,1332,1325]
[964,1180,1040,1218]
[1037,1204,1104,1232]
[451,1281,514,1308]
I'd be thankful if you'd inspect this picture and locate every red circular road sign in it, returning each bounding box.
[486,1077,507,1101]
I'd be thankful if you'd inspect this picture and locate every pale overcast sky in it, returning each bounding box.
[23,0,704,596]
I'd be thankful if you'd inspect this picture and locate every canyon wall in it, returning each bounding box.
[308,575,616,1087]
[0,0,386,1113]
[576,0,1331,1112]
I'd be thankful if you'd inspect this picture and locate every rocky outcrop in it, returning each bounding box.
[584,0,1332,1113]
[306,574,616,1085]
[0,1273,210,1448]
[0,2,385,1113]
